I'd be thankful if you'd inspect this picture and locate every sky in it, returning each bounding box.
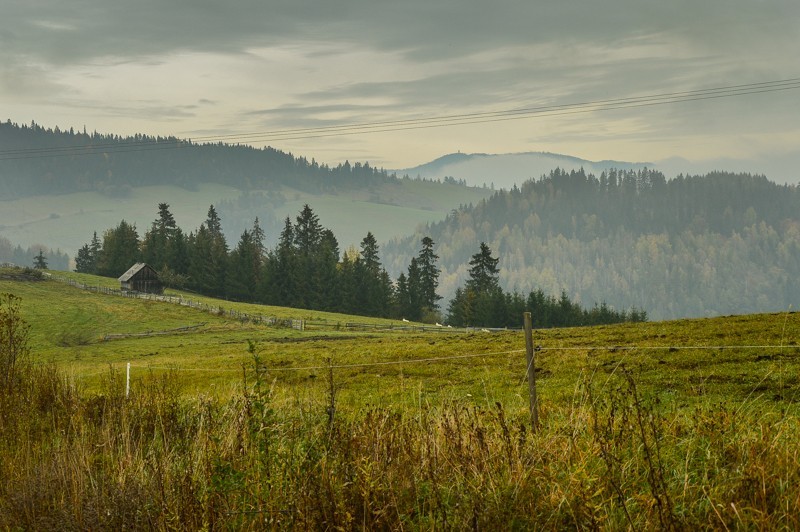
[2,1,800,179]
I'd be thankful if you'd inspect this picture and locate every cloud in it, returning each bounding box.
[4,1,799,66]
[2,0,799,169]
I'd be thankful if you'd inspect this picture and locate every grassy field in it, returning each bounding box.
[1,271,799,528]
[15,271,799,409]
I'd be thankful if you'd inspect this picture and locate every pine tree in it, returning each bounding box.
[75,231,102,274]
[262,217,298,306]
[394,272,410,318]
[251,217,267,264]
[360,232,381,274]
[293,205,323,308]
[466,242,500,295]
[226,229,260,301]
[33,249,47,269]
[74,244,93,273]
[417,236,442,311]
[405,257,423,321]
[357,231,388,316]
[316,229,340,311]
[205,205,223,239]
[89,232,101,270]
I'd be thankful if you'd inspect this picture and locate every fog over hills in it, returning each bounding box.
[400,151,800,189]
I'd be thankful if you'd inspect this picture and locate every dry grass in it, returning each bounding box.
[1,358,798,530]
[2,279,800,528]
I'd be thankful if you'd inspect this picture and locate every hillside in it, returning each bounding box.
[2,269,797,403]
[0,121,491,255]
[384,168,800,320]
[1,273,799,528]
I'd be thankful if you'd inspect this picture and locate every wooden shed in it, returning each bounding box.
[118,263,163,294]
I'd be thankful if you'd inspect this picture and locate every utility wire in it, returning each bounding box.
[2,78,799,161]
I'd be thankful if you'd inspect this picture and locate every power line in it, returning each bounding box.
[2,78,799,162]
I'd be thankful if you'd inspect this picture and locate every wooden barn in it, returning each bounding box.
[118,263,163,294]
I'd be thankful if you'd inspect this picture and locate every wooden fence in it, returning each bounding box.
[46,274,510,335]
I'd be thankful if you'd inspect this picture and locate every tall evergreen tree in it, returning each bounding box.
[293,205,323,308]
[466,242,500,295]
[261,217,298,306]
[360,232,381,274]
[33,249,47,269]
[337,247,361,314]
[188,222,227,297]
[205,205,223,239]
[226,229,260,301]
[417,236,442,311]
[356,231,389,316]
[394,272,410,318]
[405,257,423,321]
[316,229,340,311]
[74,244,93,273]
[89,231,102,269]
[142,203,179,271]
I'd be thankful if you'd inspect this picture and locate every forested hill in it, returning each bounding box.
[0,120,394,198]
[384,168,800,320]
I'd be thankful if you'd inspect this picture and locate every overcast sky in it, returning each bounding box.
[2,1,799,178]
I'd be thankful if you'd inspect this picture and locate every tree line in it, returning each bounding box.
[75,203,646,327]
[447,242,645,327]
[0,237,69,271]
[75,203,444,322]
[0,120,413,199]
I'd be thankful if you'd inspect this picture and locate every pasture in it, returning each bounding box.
[1,272,799,528]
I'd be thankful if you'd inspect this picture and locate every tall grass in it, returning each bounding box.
[1,357,798,529]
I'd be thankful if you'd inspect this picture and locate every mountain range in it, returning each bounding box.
[398,151,799,189]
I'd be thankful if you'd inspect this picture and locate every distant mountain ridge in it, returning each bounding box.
[400,150,800,188]
[398,151,652,189]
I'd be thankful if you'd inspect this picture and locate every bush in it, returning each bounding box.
[0,293,30,395]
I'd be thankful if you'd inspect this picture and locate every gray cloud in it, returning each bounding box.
[4,1,799,65]
[2,0,799,171]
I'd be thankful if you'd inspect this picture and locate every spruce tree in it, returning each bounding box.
[466,242,500,295]
[417,236,442,311]
[33,249,47,269]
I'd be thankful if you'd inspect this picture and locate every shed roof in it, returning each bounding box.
[118,262,155,282]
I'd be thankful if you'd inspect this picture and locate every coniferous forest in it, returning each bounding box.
[76,203,644,328]
[384,168,800,320]
[0,120,395,198]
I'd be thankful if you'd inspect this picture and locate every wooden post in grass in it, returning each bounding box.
[523,312,539,431]
[126,362,131,399]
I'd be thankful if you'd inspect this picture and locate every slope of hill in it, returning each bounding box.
[2,271,799,528]
[0,121,491,256]
[383,168,800,320]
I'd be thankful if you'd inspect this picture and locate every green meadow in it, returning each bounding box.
[0,179,491,256]
[12,271,798,410]
[1,270,799,528]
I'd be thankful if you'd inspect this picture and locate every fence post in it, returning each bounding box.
[126,362,131,399]
[523,312,539,431]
